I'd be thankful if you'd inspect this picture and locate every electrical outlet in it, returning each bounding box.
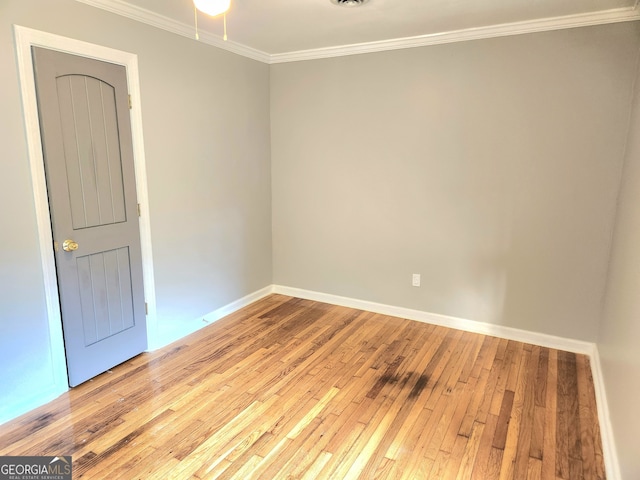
[412,273,421,287]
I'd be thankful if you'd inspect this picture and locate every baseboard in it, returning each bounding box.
[272,285,595,355]
[202,285,275,324]
[153,285,274,349]
[589,347,622,480]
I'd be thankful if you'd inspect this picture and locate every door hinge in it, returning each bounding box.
[128,94,132,110]
[137,203,141,217]
[145,302,148,315]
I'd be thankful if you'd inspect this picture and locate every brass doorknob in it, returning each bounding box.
[62,239,79,252]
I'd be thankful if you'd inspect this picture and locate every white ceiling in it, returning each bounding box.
[77,0,640,62]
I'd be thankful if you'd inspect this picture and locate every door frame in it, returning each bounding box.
[13,25,158,393]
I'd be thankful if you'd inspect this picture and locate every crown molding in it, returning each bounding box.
[270,6,640,63]
[75,0,639,65]
[74,0,271,63]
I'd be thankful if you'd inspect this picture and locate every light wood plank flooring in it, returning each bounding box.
[0,294,605,479]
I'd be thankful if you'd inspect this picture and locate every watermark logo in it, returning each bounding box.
[0,456,72,480]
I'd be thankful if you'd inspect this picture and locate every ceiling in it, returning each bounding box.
[77,0,640,63]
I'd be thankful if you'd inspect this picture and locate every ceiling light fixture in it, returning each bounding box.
[193,0,230,41]
[331,0,370,6]
[193,0,230,17]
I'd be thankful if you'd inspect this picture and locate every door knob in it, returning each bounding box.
[62,239,79,252]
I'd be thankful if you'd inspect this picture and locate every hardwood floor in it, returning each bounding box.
[0,294,605,479]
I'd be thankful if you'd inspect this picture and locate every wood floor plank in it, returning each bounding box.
[459,365,491,437]
[442,433,468,480]
[300,451,333,480]
[577,354,606,480]
[556,350,572,479]
[487,447,505,480]
[528,457,543,480]
[530,404,545,460]
[493,389,515,450]
[0,294,606,480]
[468,335,498,380]
[455,421,485,480]
[440,380,477,454]
[498,348,530,480]
[575,354,596,477]
[513,345,540,480]
[470,414,499,480]
[542,348,559,480]
[489,340,518,417]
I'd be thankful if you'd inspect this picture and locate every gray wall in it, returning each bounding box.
[599,46,640,480]
[0,0,272,422]
[271,23,640,341]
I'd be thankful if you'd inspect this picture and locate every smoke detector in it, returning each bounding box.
[331,0,370,6]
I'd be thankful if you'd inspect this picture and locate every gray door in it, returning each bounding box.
[32,47,147,387]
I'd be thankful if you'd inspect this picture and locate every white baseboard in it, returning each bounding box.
[153,285,274,349]
[272,284,620,479]
[272,285,595,355]
[202,285,275,324]
[589,347,622,480]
